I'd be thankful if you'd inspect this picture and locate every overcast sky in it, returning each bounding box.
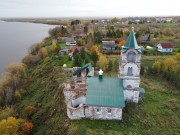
[0,0,179,18]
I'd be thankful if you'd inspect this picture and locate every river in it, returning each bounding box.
[0,21,56,76]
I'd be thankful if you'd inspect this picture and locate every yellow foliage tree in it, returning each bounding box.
[175,53,180,61]
[91,45,98,52]
[118,40,125,49]
[152,61,161,73]
[163,58,176,71]
[97,54,108,71]
[0,117,20,135]
[52,42,58,53]
[38,47,48,58]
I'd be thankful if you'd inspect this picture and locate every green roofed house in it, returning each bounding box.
[63,27,145,120]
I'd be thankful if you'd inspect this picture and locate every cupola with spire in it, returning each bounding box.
[122,27,142,53]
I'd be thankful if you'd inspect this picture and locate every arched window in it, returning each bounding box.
[127,67,133,76]
[127,85,132,88]
[127,51,136,62]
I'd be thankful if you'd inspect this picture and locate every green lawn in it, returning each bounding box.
[45,42,66,52]
[57,42,66,49]
[160,23,180,28]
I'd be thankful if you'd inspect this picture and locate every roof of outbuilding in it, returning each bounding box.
[102,41,115,46]
[160,43,173,48]
[86,77,125,108]
[65,37,75,42]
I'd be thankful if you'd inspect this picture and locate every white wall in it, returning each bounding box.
[67,105,85,120]
[85,106,122,120]
[123,63,140,76]
[123,79,140,89]
[124,90,139,103]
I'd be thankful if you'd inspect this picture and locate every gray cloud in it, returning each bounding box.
[0,0,179,18]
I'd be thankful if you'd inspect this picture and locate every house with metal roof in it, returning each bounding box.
[65,37,76,46]
[157,42,173,52]
[63,27,145,120]
[102,41,116,50]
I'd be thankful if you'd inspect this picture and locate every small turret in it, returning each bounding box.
[98,69,103,79]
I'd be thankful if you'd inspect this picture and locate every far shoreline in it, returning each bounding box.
[1,18,68,26]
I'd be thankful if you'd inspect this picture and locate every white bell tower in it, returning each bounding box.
[120,27,142,103]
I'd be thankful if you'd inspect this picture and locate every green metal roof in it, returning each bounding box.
[139,88,145,94]
[86,77,125,108]
[122,30,142,53]
[72,63,92,77]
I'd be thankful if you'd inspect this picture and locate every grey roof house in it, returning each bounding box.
[65,37,76,46]
[102,41,116,50]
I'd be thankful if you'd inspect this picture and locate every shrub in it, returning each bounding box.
[21,122,33,134]
[0,107,14,121]
[24,106,36,118]
[28,43,41,55]
[22,55,41,66]
[38,48,49,58]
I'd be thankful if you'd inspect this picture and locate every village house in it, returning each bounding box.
[63,27,145,120]
[68,46,82,59]
[65,37,76,46]
[102,41,117,50]
[157,42,173,52]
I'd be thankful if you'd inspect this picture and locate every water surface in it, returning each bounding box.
[0,21,56,75]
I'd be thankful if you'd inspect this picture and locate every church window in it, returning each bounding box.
[127,85,132,88]
[108,109,111,114]
[127,51,136,62]
[97,108,100,113]
[127,67,133,76]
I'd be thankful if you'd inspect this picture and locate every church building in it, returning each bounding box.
[63,27,145,120]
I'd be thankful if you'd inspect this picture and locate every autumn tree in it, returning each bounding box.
[38,47,48,58]
[24,106,36,118]
[28,43,41,55]
[152,61,161,73]
[118,40,126,49]
[87,36,93,50]
[21,122,33,134]
[97,54,108,71]
[90,51,99,67]
[94,31,102,43]
[163,58,176,72]
[175,53,180,61]
[52,42,58,53]
[22,55,41,66]
[91,45,98,52]
[49,26,68,38]
[76,38,84,46]
[0,63,26,105]
[163,28,174,36]
[0,117,20,135]
[84,25,88,33]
